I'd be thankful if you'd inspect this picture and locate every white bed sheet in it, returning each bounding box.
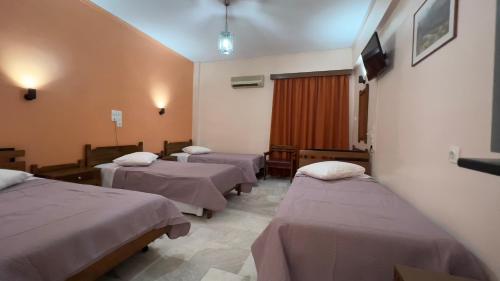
[95,162,203,216]
[95,163,119,187]
[170,153,190,163]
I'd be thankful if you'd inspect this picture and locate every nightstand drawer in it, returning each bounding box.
[59,170,98,183]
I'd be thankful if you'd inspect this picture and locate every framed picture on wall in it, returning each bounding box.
[412,0,458,66]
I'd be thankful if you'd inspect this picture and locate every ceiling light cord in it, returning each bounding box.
[225,1,229,32]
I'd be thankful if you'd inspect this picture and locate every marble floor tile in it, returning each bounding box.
[97,177,290,281]
[160,260,210,281]
[189,247,249,274]
[107,248,164,281]
[130,256,185,281]
[201,268,245,281]
[238,255,257,281]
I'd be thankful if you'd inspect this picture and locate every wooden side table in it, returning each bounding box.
[162,155,178,161]
[31,161,101,186]
[395,265,478,281]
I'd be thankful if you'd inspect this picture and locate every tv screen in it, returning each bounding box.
[361,32,387,81]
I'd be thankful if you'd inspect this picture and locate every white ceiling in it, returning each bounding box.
[91,0,373,62]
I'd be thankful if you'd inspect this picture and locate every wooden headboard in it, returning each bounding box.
[0,148,26,171]
[299,149,371,175]
[163,140,192,156]
[84,142,143,167]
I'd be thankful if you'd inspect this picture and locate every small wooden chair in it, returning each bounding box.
[263,145,297,182]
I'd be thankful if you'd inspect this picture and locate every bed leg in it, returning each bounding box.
[141,246,149,253]
[205,209,213,219]
[236,185,242,196]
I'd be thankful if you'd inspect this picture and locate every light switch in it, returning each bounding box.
[111,110,119,121]
[111,110,123,128]
[448,145,460,164]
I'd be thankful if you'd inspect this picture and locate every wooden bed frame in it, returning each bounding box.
[163,138,244,194]
[0,148,26,171]
[84,142,143,167]
[85,141,235,219]
[0,147,168,281]
[164,140,266,179]
[163,139,192,156]
[68,226,170,281]
[298,149,371,175]
[80,142,174,279]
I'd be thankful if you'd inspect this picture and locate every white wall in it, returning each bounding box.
[372,0,500,279]
[350,0,397,149]
[352,0,395,62]
[351,65,379,150]
[194,49,353,154]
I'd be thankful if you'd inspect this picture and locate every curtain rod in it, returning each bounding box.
[270,69,352,80]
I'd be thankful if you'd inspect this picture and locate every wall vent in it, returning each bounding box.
[231,75,264,89]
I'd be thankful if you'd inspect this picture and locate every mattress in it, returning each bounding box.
[0,178,190,281]
[97,162,204,216]
[110,160,252,212]
[172,152,264,184]
[252,175,488,281]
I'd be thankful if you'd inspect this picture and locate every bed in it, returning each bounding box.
[251,150,488,281]
[163,140,265,184]
[297,148,371,174]
[0,149,190,281]
[85,142,253,218]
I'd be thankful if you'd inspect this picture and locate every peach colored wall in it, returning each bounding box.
[371,0,500,279]
[0,0,193,167]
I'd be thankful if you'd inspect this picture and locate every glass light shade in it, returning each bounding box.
[218,31,234,55]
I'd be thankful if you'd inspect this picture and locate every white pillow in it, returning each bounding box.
[113,152,158,167]
[0,169,33,190]
[297,161,365,181]
[182,146,211,155]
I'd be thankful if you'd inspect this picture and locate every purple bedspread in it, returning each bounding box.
[252,176,488,281]
[0,178,190,281]
[113,160,252,211]
[188,152,264,184]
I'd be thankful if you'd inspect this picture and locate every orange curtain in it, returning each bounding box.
[269,75,350,151]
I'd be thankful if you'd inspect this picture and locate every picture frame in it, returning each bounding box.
[412,0,458,66]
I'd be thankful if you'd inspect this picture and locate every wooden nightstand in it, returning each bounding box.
[395,265,478,281]
[162,155,178,161]
[31,161,101,186]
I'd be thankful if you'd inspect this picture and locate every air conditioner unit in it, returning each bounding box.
[231,75,265,89]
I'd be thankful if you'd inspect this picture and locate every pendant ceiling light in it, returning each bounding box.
[218,0,234,55]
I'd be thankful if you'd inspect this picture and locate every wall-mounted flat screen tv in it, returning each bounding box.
[361,32,387,81]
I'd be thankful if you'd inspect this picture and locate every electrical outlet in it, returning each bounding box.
[448,145,460,164]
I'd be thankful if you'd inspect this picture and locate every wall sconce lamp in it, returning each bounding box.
[159,108,166,115]
[358,76,366,84]
[24,88,37,101]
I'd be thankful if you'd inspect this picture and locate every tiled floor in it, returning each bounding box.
[99,177,290,281]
